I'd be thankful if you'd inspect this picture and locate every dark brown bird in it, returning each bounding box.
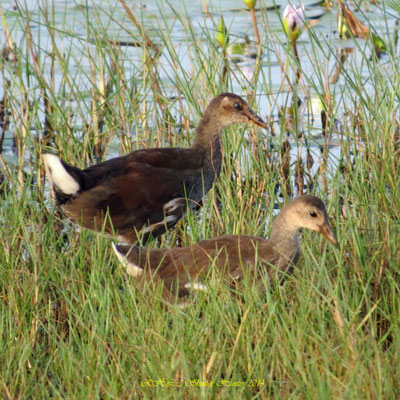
[112,195,337,303]
[43,93,266,244]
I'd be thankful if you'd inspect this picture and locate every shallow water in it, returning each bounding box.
[0,0,397,176]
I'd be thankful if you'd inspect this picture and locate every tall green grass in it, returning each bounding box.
[0,0,399,398]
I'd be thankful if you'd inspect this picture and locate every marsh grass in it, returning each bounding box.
[0,0,399,398]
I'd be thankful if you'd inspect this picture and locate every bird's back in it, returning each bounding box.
[44,146,221,243]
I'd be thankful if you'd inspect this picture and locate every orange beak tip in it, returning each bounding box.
[320,222,337,247]
[252,117,267,129]
[327,236,338,247]
[259,121,268,129]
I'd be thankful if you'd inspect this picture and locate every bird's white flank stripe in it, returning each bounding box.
[163,198,183,214]
[141,214,178,234]
[184,282,208,292]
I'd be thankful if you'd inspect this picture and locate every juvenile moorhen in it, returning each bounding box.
[112,195,337,303]
[43,93,266,244]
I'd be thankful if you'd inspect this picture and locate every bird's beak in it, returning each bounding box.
[319,221,337,246]
[247,108,267,129]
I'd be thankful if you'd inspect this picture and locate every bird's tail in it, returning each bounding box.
[112,243,144,277]
[43,154,81,203]
[112,243,179,304]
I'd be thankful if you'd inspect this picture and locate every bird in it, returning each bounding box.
[112,195,337,303]
[43,93,266,244]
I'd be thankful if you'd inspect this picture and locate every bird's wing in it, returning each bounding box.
[62,162,205,241]
[113,235,278,300]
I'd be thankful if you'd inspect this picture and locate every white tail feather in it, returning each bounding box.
[111,242,144,277]
[43,153,80,195]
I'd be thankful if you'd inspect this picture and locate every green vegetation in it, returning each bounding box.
[0,0,399,398]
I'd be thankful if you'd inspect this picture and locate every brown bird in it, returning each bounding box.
[43,93,266,244]
[112,195,337,303]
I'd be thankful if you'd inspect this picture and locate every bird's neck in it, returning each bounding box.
[269,212,301,263]
[191,113,224,154]
[191,114,224,173]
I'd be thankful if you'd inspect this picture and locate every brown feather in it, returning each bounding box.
[44,93,266,244]
[113,195,336,303]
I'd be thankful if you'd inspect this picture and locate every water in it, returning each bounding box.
[0,0,397,175]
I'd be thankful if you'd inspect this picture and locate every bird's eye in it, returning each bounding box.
[310,211,317,218]
[234,102,242,111]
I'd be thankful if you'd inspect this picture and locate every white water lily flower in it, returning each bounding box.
[282,4,306,42]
